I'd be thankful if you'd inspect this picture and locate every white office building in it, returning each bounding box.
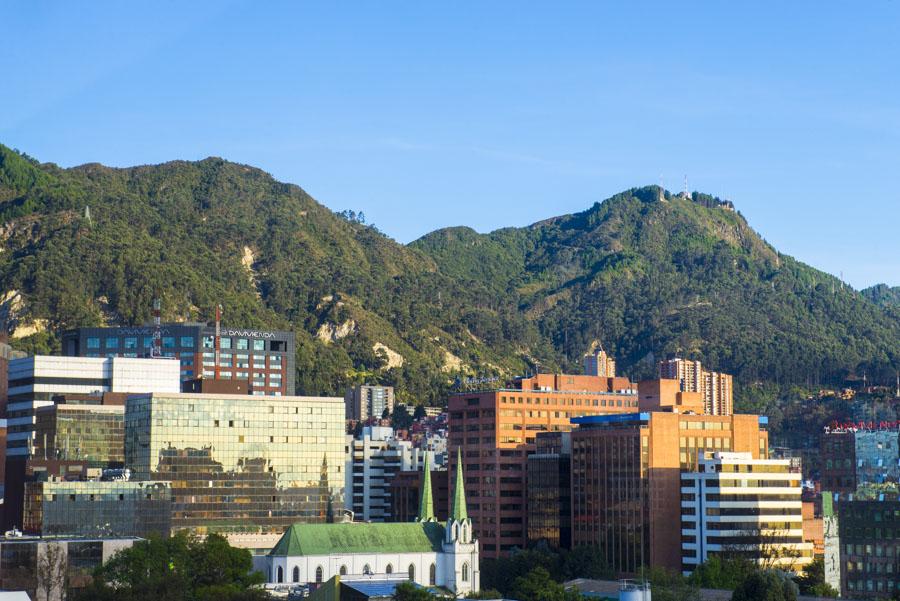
[346,426,434,522]
[6,356,181,457]
[681,452,813,574]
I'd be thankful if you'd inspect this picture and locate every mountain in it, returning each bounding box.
[1,144,897,405]
[862,284,900,309]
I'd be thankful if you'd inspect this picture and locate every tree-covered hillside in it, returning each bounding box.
[863,284,900,309]
[1,144,897,404]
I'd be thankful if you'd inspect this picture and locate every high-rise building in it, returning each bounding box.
[62,324,295,396]
[570,411,769,574]
[345,426,432,522]
[125,392,344,534]
[390,468,449,523]
[345,384,395,421]
[448,373,639,558]
[681,452,812,575]
[583,348,616,378]
[0,339,27,418]
[821,425,900,493]
[32,403,125,466]
[658,358,733,416]
[526,432,572,549]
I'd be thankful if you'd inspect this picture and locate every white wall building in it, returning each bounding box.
[270,450,479,597]
[6,356,181,458]
[681,452,813,574]
[345,426,435,522]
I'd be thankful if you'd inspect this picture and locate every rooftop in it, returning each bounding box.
[269,522,446,556]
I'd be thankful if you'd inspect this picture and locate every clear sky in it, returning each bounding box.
[1,2,898,288]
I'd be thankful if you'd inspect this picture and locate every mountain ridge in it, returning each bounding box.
[1,144,897,405]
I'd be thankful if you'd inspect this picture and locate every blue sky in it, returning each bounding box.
[1,2,898,288]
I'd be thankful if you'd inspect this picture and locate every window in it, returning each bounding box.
[315,566,323,583]
[429,563,436,585]
[180,336,195,348]
[124,337,138,349]
[202,336,214,349]
[220,337,232,349]
[462,563,469,582]
[293,566,300,582]
[340,565,347,576]
[408,564,415,581]
[86,337,100,349]
[181,357,194,366]
[276,566,283,583]
[105,338,119,349]
[386,564,393,574]
[161,336,175,348]
[143,336,154,349]
[363,564,372,575]
[253,339,265,351]
[237,338,248,350]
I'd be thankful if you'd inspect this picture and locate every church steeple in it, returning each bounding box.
[417,452,436,522]
[450,447,468,521]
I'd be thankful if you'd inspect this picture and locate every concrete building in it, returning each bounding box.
[583,348,616,378]
[125,392,345,534]
[345,385,395,422]
[448,373,638,558]
[658,358,733,416]
[638,379,704,414]
[821,425,900,493]
[62,324,295,396]
[266,452,479,597]
[345,426,433,522]
[526,432,572,549]
[680,452,812,574]
[570,412,769,574]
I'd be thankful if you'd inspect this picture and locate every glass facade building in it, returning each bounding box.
[526,432,572,549]
[23,480,172,537]
[125,392,345,534]
[32,404,125,466]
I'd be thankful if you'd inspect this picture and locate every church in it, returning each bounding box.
[267,450,480,596]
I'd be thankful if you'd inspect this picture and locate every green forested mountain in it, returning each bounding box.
[863,284,900,309]
[0,144,897,404]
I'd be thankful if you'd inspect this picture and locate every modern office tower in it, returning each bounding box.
[658,358,733,415]
[570,412,769,574]
[0,535,140,598]
[125,392,344,534]
[62,324,295,396]
[345,426,432,522]
[23,480,172,537]
[526,432,572,549]
[583,347,616,378]
[390,468,449,523]
[345,384,395,421]
[821,425,900,493]
[680,452,812,575]
[638,379,705,414]
[0,339,27,418]
[447,373,638,558]
[32,403,125,465]
[827,491,900,598]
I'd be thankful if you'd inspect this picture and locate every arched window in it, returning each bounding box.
[408,564,415,581]
[276,566,284,583]
[386,564,393,574]
[339,565,348,576]
[315,566,323,583]
[462,563,469,582]
[363,564,371,575]
[293,566,300,583]
[429,563,436,585]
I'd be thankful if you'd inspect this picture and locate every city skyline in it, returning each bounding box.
[2,3,899,288]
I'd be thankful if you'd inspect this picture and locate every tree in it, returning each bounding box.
[561,545,612,580]
[642,566,699,601]
[36,542,67,601]
[392,405,413,430]
[413,404,427,421]
[509,567,574,601]
[465,589,503,599]
[794,558,838,598]
[688,555,757,590]
[393,582,436,601]
[732,571,798,601]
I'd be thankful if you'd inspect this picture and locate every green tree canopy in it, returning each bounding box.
[731,570,798,601]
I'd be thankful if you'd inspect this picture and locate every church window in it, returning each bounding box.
[293,566,300,582]
[315,566,323,583]
[408,564,415,581]
[429,563,436,585]
[340,565,348,576]
[386,564,393,574]
[363,564,372,575]
[277,566,283,583]
[462,563,469,582]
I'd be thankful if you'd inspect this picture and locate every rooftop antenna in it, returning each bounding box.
[151,298,162,358]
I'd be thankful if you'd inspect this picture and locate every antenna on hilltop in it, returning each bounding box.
[682,175,689,199]
[84,205,93,227]
[658,174,666,202]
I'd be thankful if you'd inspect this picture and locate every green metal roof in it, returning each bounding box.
[270,521,446,556]
[450,448,468,522]
[418,453,435,522]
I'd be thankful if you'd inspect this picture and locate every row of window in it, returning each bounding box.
[87,336,282,352]
[273,562,453,585]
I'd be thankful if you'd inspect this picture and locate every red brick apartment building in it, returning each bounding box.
[447,373,638,558]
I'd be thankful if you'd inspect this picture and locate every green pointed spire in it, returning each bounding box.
[417,452,435,522]
[450,447,468,521]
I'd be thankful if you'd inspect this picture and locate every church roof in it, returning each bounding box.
[418,453,435,521]
[450,448,468,521]
[270,521,446,556]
